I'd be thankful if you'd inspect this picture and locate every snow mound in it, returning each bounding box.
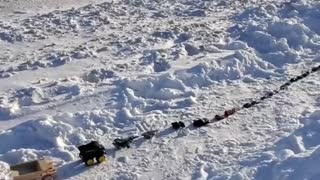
[47,48,95,67]
[0,46,98,78]
[140,50,172,72]
[83,68,115,83]
[0,60,47,77]
[46,51,73,67]
[6,77,90,110]
[0,116,75,154]
[118,73,196,113]
[231,0,320,67]
[16,87,49,106]
[0,161,10,180]
[139,40,203,72]
[0,110,117,164]
[183,43,201,56]
[269,147,320,180]
[122,73,190,100]
[55,82,82,97]
[175,50,277,87]
[0,30,24,43]
[225,41,249,50]
[0,97,20,120]
[53,77,91,98]
[276,110,320,154]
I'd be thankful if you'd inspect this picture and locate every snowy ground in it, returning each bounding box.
[0,0,320,179]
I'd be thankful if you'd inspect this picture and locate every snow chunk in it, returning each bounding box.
[184,43,200,56]
[226,41,249,50]
[55,77,86,96]
[0,97,20,120]
[0,30,24,43]
[16,87,49,106]
[84,68,115,83]
[141,50,171,72]
[276,149,295,161]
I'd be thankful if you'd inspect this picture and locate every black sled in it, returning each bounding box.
[78,141,106,166]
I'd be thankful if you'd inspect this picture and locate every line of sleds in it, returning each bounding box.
[9,64,320,179]
[76,132,156,166]
[9,130,163,180]
[77,130,160,167]
[76,61,320,169]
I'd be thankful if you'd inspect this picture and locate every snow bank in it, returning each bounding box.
[0,161,10,180]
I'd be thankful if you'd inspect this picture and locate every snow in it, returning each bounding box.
[232,0,320,67]
[234,109,320,180]
[0,0,320,179]
[0,98,20,120]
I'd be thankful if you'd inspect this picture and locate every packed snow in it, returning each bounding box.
[0,0,320,179]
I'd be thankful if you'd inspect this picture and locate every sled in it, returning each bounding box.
[78,141,106,166]
[10,159,57,180]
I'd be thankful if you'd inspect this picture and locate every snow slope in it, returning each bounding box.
[0,0,320,179]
